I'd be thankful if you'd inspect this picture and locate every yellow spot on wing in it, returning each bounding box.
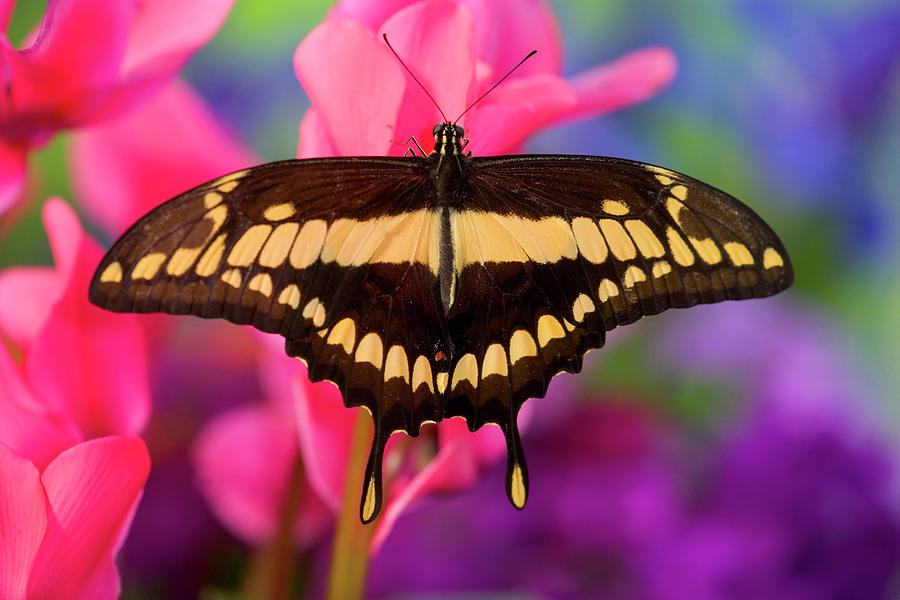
[370,210,440,274]
[625,220,665,258]
[598,278,620,302]
[290,220,328,268]
[221,268,242,288]
[510,463,527,509]
[302,297,321,320]
[602,199,629,216]
[688,236,722,265]
[204,192,223,208]
[355,332,384,368]
[412,355,434,392]
[277,284,301,308]
[131,253,167,280]
[325,318,356,354]
[666,227,695,267]
[218,180,239,193]
[263,203,296,221]
[167,246,205,276]
[724,241,754,266]
[598,219,637,260]
[259,222,299,268]
[509,330,538,364]
[623,265,647,288]
[571,217,608,263]
[482,344,508,378]
[451,353,478,389]
[475,215,577,263]
[195,233,227,276]
[652,260,672,277]
[100,261,123,283]
[572,293,595,323]
[666,197,686,226]
[320,218,377,265]
[670,185,688,201]
[655,174,674,185]
[214,169,248,193]
[763,247,784,268]
[536,314,565,347]
[384,345,410,383]
[435,372,449,395]
[205,204,229,233]
[228,224,272,267]
[361,476,377,522]
[247,273,273,296]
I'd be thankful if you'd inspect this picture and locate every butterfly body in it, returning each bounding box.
[90,123,792,523]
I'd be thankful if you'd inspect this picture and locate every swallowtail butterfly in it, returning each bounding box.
[90,57,792,523]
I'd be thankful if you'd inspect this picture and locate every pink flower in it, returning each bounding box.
[0,0,237,215]
[69,80,259,237]
[0,435,150,600]
[0,199,150,457]
[294,0,676,157]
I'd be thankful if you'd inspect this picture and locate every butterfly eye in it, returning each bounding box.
[432,123,444,137]
[454,124,464,139]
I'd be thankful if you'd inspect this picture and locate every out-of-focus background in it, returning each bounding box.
[2,1,899,598]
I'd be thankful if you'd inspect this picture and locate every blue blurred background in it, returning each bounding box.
[4,0,900,598]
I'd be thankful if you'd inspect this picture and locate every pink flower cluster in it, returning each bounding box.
[0,200,151,598]
[0,0,677,593]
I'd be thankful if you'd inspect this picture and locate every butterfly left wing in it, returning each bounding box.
[90,158,454,522]
[442,154,793,510]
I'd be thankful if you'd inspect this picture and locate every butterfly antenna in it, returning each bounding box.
[383,34,449,123]
[453,50,537,124]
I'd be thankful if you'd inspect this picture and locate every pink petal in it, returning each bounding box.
[42,197,83,279]
[294,18,406,156]
[0,0,14,33]
[5,0,135,127]
[379,0,476,143]
[26,200,150,437]
[70,80,257,236]
[553,46,678,124]
[465,0,562,78]
[193,403,330,547]
[296,108,338,159]
[0,141,26,215]
[0,444,46,599]
[0,343,80,468]
[464,73,575,155]
[119,0,236,77]
[327,0,418,30]
[370,420,505,550]
[0,267,60,349]
[293,373,358,511]
[27,436,150,600]
[89,0,237,121]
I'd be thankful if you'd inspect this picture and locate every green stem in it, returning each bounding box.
[326,410,376,600]
[240,454,305,600]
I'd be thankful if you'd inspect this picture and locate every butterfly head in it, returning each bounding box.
[431,122,465,156]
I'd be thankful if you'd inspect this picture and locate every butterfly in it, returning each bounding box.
[89,116,792,522]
